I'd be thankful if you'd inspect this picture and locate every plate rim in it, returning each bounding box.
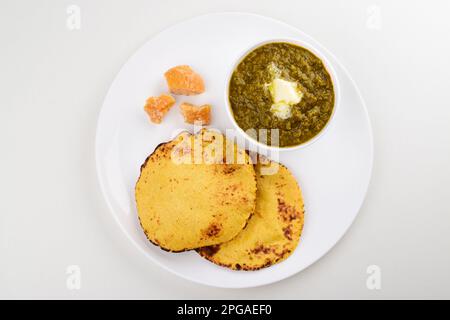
[95,11,374,289]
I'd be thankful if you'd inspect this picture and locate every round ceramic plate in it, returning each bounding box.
[96,12,373,288]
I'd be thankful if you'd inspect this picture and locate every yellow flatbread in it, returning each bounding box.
[198,158,304,270]
[135,129,256,252]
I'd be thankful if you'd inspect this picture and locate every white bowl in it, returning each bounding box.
[225,38,341,152]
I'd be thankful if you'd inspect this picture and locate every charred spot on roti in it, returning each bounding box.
[222,165,238,174]
[283,226,293,240]
[250,244,272,255]
[200,245,221,257]
[277,198,300,222]
[203,222,222,238]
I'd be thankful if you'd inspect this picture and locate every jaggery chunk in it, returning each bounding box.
[180,103,211,125]
[144,94,176,124]
[164,65,205,95]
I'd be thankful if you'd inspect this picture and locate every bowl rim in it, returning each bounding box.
[224,37,341,152]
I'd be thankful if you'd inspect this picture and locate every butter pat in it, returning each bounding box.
[270,102,292,120]
[269,78,303,105]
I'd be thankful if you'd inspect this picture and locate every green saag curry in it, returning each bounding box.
[229,42,335,147]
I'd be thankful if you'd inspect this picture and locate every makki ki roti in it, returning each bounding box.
[197,158,304,270]
[135,129,257,252]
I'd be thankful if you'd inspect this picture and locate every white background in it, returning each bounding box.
[1,0,449,299]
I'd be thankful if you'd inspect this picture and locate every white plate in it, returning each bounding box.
[96,12,373,288]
